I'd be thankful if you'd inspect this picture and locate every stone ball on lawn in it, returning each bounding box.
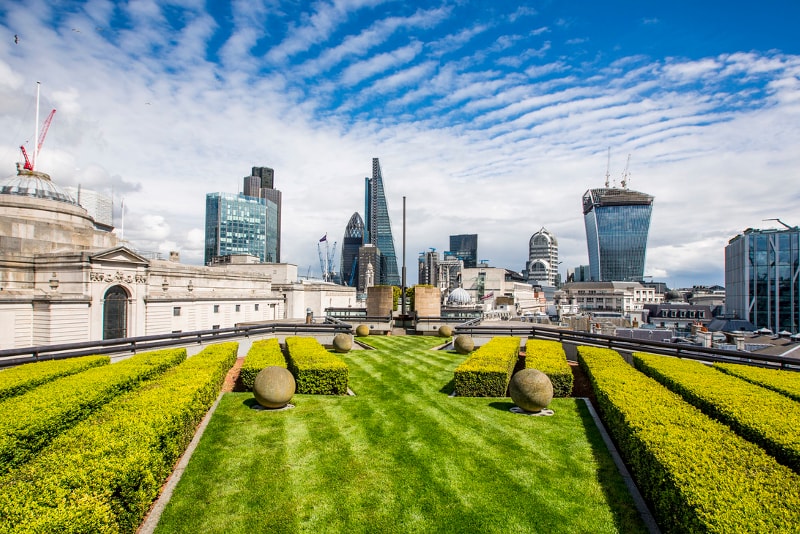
[355,324,370,337]
[509,369,553,413]
[454,334,474,354]
[253,366,296,409]
[332,333,353,353]
[438,325,453,338]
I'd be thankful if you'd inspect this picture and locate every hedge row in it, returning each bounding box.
[453,337,520,397]
[0,348,186,476]
[0,355,110,401]
[714,361,800,402]
[0,342,238,534]
[633,351,800,474]
[579,346,800,533]
[285,337,349,395]
[523,339,573,397]
[240,338,286,390]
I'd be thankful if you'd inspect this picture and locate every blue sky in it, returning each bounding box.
[1,1,799,288]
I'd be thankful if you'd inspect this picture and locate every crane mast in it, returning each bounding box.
[19,82,56,172]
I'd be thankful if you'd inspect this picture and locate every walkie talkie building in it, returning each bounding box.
[583,187,654,282]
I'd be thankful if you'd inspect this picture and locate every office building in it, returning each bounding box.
[364,158,400,286]
[449,234,478,268]
[243,166,281,262]
[526,227,559,286]
[583,187,654,282]
[418,249,439,286]
[340,212,364,287]
[204,192,278,264]
[358,244,381,293]
[725,226,800,333]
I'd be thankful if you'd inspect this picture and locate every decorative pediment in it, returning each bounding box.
[89,246,150,267]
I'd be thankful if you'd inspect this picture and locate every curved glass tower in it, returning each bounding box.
[365,158,400,286]
[340,212,364,287]
[583,187,654,282]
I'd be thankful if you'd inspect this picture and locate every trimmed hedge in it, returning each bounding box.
[714,361,800,402]
[633,351,800,474]
[0,355,109,401]
[523,339,573,397]
[0,342,237,534]
[285,337,349,395]
[240,338,286,390]
[579,346,800,533]
[454,337,520,396]
[0,348,185,476]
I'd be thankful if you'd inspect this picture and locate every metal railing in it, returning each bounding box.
[454,323,800,370]
[0,321,353,369]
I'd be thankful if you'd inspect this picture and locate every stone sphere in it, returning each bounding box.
[332,333,353,353]
[438,325,453,338]
[253,366,296,409]
[355,324,370,337]
[454,334,474,354]
[509,369,553,412]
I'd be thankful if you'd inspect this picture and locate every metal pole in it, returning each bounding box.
[401,196,407,317]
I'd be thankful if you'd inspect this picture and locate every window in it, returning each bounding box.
[212,324,220,330]
[235,304,241,312]
[255,304,259,311]
[213,304,220,313]
[173,307,181,317]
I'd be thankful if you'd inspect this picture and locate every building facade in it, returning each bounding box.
[583,187,654,282]
[364,158,400,286]
[556,281,662,323]
[242,166,282,262]
[204,192,278,264]
[526,227,559,286]
[340,212,364,287]
[725,226,800,333]
[357,244,381,294]
[418,249,438,286]
[449,234,478,268]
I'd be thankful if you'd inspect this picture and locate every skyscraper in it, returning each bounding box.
[364,158,400,286]
[340,212,364,287]
[583,187,653,282]
[449,234,478,268]
[243,166,281,262]
[205,192,276,264]
[526,227,559,286]
[725,225,800,333]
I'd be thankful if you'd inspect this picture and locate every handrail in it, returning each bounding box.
[0,321,352,369]
[454,323,800,370]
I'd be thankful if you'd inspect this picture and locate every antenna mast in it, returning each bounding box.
[604,147,610,188]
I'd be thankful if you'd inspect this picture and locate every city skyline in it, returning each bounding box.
[1,2,799,288]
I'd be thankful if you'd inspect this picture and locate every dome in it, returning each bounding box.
[447,287,472,306]
[1,169,77,205]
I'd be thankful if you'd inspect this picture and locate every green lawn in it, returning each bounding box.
[155,336,645,533]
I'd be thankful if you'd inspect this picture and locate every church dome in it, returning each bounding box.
[447,287,472,306]
[1,169,77,205]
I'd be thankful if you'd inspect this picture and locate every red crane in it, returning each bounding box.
[19,108,56,171]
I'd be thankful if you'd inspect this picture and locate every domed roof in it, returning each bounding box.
[447,287,472,306]
[1,169,77,205]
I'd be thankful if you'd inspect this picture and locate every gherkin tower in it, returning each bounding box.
[364,158,400,286]
[340,212,364,287]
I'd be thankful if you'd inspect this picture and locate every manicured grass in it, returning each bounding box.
[155,336,645,533]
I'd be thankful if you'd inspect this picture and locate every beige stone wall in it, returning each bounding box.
[367,285,393,317]
[414,286,441,317]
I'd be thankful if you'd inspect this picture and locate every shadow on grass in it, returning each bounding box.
[488,401,515,412]
[439,378,455,395]
[576,399,649,534]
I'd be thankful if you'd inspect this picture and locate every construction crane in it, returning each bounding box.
[19,83,56,172]
[620,154,631,189]
[604,147,611,188]
[316,236,338,282]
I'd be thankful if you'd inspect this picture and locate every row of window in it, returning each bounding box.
[658,309,706,319]
[173,303,263,317]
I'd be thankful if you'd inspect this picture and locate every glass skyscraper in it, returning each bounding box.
[583,187,654,282]
[449,234,478,268]
[364,158,400,286]
[243,167,281,262]
[204,192,278,264]
[340,212,364,287]
[725,226,800,333]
